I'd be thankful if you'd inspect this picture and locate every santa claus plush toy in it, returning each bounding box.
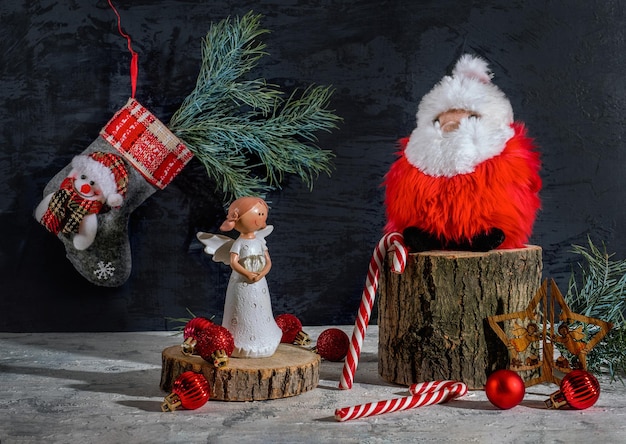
[384,54,541,252]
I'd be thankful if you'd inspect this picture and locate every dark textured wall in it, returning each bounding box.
[1,1,625,331]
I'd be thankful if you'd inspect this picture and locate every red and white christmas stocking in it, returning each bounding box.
[34,98,192,286]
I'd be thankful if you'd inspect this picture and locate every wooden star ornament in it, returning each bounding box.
[487,278,613,387]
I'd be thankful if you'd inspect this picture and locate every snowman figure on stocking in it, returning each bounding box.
[34,151,128,251]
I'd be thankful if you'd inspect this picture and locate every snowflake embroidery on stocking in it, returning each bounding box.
[94,261,116,280]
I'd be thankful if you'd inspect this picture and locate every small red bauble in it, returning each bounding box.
[161,371,210,412]
[485,369,525,409]
[181,316,213,355]
[195,324,235,368]
[314,328,350,361]
[275,313,303,344]
[545,369,600,410]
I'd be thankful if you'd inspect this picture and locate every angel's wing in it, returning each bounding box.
[569,325,586,341]
[255,225,274,241]
[196,232,234,265]
[511,321,528,337]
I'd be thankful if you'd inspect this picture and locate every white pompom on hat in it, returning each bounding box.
[71,152,129,207]
[452,54,493,84]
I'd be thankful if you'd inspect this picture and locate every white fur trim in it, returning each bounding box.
[415,72,513,130]
[71,155,119,200]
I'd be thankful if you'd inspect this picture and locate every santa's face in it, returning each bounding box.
[435,109,480,133]
[405,106,514,178]
[70,171,106,202]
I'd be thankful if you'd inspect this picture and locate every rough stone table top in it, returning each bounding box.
[1,326,625,443]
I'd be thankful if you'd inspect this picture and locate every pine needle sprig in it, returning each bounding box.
[565,237,626,380]
[168,11,340,200]
[232,86,337,188]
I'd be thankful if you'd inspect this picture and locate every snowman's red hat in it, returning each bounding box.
[71,152,128,207]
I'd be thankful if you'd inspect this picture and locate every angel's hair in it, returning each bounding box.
[220,197,268,232]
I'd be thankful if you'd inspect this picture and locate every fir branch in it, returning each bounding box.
[168,11,341,201]
[565,237,626,381]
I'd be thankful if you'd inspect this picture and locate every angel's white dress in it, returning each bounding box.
[222,236,282,358]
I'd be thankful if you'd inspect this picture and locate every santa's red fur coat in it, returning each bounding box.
[384,122,541,249]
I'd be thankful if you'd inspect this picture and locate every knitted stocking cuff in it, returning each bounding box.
[101,98,193,189]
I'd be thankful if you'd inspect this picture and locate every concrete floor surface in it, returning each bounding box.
[0,326,625,443]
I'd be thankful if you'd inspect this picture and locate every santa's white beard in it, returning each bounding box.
[405,117,514,177]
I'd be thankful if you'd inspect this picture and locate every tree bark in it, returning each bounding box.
[160,344,320,401]
[378,245,542,389]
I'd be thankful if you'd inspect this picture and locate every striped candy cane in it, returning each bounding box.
[334,380,467,422]
[409,380,468,398]
[339,232,408,390]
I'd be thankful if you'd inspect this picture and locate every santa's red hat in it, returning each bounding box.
[71,152,128,207]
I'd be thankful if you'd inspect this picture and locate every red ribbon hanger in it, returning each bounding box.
[107,0,138,98]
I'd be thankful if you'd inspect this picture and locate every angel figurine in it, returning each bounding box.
[509,321,540,354]
[553,322,587,356]
[197,196,282,358]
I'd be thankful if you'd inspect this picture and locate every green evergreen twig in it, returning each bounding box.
[565,237,626,381]
[168,12,340,201]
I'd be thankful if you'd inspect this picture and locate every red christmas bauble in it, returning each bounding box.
[315,328,350,361]
[195,324,235,367]
[485,369,525,409]
[275,313,303,344]
[558,369,600,410]
[161,371,210,412]
[183,316,213,341]
[181,317,213,355]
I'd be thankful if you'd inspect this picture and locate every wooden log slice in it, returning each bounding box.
[160,344,320,401]
[378,245,542,389]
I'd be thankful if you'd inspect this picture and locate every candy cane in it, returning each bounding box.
[339,232,407,390]
[334,380,467,422]
[409,380,468,398]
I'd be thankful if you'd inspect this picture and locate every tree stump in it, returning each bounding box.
[378,245,542,389]
[160,344,320,401]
